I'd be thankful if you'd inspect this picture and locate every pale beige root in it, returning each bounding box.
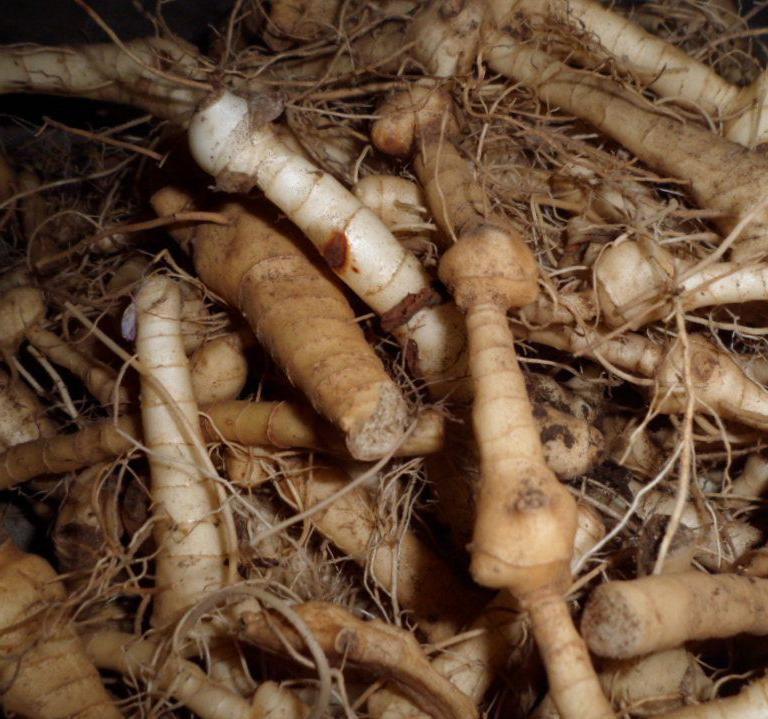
[0,414,142,488]
[582,571,768,659]
[728,454,768,503]
[655,675,768,719]
[368,503,605,719]
[203,400,443,457]
[527,372,599,424]
[368,594,523,719]
[405,0,483,77]
[532,648,712,718]
[594,237,768,329]
[0,285,45,357]
[152,187,409,461]
[280,464,486,642]
[224,447,279,488]
[189,333,248,405]
[0,285,128,408]
[601,416,665,479]
[0,541,121,719]
[518,290,597,328]
[371,85,611,718]
[0,38,204,122]
[25,326,129,409]
[483,36,768,261]
[84,629,307,719]
[0,367,55,448]
[266,0,341,42]
[502,0,768,147]
[0,400,442,488]
[242,601,478,719]
[522,326,768,432]
[353,175,438,256]
[428,409,602,552]
[53,463,120,575]
[135,275,227,626]
[187,93,468,394]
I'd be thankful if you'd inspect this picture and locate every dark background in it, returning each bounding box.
[0,1,766,46]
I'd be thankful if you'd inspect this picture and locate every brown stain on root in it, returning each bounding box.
[380,287,442,333]
[322,231,349,270]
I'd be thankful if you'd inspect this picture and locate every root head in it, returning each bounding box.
[439,226,539,310]
[372,86,458,157]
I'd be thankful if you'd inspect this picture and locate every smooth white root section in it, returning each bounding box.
[135,276,227,626]
[0,39,203,122]
[84,630,307,719]
[500,0,768,147]
[188,91,467,388]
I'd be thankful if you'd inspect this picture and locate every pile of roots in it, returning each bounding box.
[1,1,768,718]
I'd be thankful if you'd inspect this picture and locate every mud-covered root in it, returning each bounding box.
[0,541,121,719]
[189,332,248,404]
[53,464,121,576]
[83,629,308,719]
[582,571,768,659]
[0,367,55,448]
[281,464,487,642]
[152,187,411,461]
[241,600,479,719]
[534,403,605,478]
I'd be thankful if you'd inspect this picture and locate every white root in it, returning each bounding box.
[135,275,227,626]
[187,90,467,392]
